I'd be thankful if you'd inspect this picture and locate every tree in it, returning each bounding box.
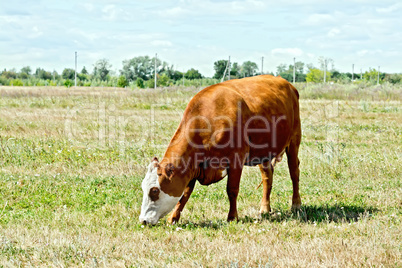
[161,65,181,81]
[121,56,152,82]
[363,68,384,83]
[306,68,331,83]
[213,60,228,79]
[21,66,32,76]
[77,72,89,81]
[276,64,287,74]
[35,68,52,80]
[184,68,203,80]
[62,68,75,80]
[93,59,112,81]
[318,57,334,72]
[81,66,88,75]
[230,62,241,78]
[385,73,402,84]
[276,61,306,82]
[169,70,183,81]
[241,61,258,77]
[1,69,17,79]
[120,55,168,82]
[295,61,305,74]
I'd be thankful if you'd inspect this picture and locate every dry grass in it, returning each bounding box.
[0,85,401,267]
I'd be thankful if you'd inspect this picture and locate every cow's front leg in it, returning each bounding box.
[226,167,243,222]
[167,179,197,224]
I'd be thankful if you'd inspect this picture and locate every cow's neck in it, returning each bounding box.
[159,132,199,197]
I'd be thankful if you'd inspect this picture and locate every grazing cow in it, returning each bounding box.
[139,75,301,225]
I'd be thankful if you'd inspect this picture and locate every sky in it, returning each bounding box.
[1,0,401,77]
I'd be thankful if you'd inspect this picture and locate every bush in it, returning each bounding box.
[117,76,128,88]
[136,78,145,89]
[64,79,73,87]
[10,79,24,86]
[0,76,9,86]
[385,73,402,84]
[49,80,58,86]
[157,74,170,87]
[146,79,155,88]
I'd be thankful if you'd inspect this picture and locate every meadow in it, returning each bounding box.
[0,82,401,267]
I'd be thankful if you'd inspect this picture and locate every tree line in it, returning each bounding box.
[1,56,401,88]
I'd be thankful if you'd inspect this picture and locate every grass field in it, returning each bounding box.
[0,83,401,267]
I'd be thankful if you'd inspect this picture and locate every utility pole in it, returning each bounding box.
[154,53,157,89]
[377,66,380,85]
[75,51,77,87]
[293,57,296,83]
[228,56,231,80]
[261,56,264,75]
[323,59,327,83]
[352,64,354,81]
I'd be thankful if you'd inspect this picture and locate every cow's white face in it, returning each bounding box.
[139,159,181,225]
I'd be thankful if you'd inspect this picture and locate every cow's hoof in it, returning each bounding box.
[259,205,271,215]
[168,215,180,225]
[291,203,301,211]
[227,212,238,222]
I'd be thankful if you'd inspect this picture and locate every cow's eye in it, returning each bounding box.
[149,187,160,201]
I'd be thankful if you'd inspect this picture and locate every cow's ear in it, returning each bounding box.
[152,156,159,162]
[165,163,175,178]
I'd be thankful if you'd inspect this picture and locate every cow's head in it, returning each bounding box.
[139,157,181,225]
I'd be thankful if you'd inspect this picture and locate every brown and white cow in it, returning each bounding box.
[139,75,301,225]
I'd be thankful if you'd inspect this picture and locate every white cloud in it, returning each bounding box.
[101,4,129,21]
[158,0,267,18]
[357,49,383,57]
[28,26,43,39]
[160,6,189,17]
[150,40,173,47]
[271,48,303,57]
[305,13,335,25]
[376,3,402,13]
[81,3,95,12]
[327,28,340,38]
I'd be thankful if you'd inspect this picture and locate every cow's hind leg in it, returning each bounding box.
[168,178,197,224]
[226,167,243,222]
[258,162,274,215]
[286,137,301,210]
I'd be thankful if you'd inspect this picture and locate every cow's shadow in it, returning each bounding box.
[176,204,378,229]
[255,204,378,223]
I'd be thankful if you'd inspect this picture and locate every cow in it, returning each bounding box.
[139,75,301,225]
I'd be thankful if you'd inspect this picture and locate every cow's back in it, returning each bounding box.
[173,75,300,165]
